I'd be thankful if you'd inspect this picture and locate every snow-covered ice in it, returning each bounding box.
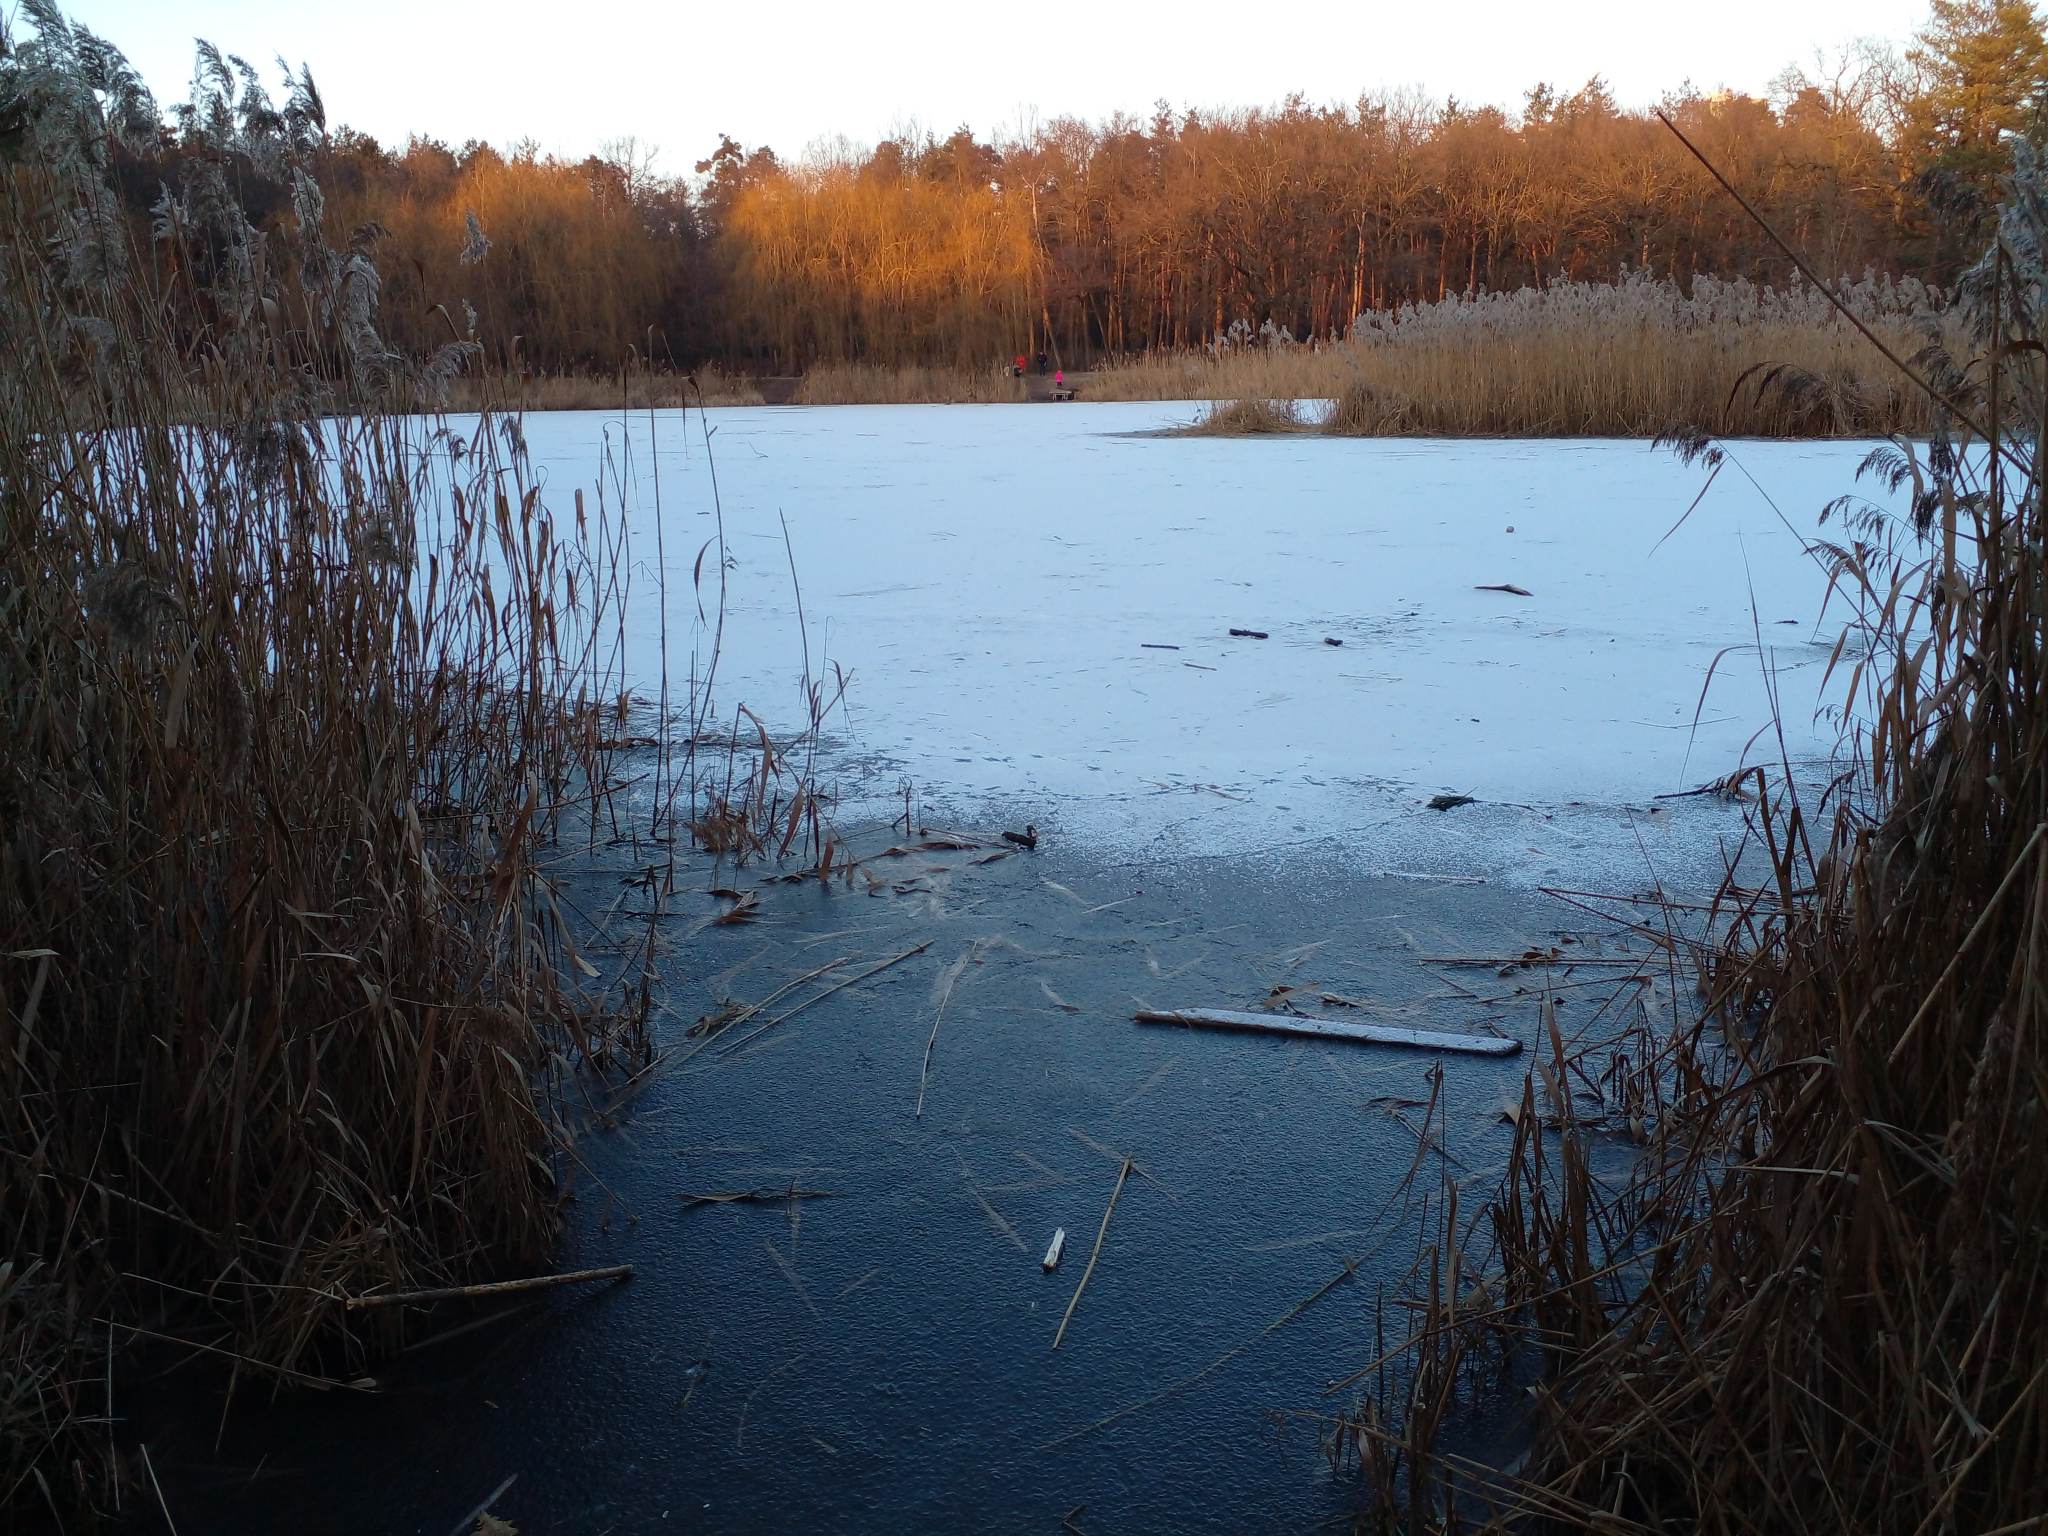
[502,401,1901,887]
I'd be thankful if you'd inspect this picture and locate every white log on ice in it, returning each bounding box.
[1042,1227,1067,1272]
[1133,1008,1521,1056]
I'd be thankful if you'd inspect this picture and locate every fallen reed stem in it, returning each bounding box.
[681,1187,837,1207]
[140,1444,177,1536]
[1052,1156,1133,1351]
[342,1266,635,1311]
[916,946,974,1118]
[1040,1256,1357,1449]
[443,1474,519,1536]
[668,954,854,1073]
[958,1154,1028,1254]
[717,941,934,1057]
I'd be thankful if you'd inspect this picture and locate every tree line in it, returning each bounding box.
[84,0,2048,375]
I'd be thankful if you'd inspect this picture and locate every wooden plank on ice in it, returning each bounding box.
[1133,1008,1520,1057]
[1043,1227,1067,1272]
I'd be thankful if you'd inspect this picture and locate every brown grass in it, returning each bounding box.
[1194,273,1946,437]
[444,363,765,411]
[0,18,840,1525]
[1077,346,1352,404]
[1326,181,2048,1534]
[1179,397,1309,435]
[633,271,1942,438]
[429,272,1953,439]
[792,361,1029,405]
[1,123,629,1536]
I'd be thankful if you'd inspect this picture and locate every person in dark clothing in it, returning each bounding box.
[1036,352,1048,375]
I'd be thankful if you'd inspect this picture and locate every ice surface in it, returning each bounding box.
[181,401,1917,1532]
[493,401,1902,888]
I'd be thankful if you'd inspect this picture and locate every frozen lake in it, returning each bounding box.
[156,405,1911,1533]
[523,401,1893,890]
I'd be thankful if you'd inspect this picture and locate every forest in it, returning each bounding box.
[85,1,2048,374]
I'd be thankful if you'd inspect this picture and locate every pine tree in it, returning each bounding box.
[1896,0,2048,264]
[1906,0,2048,177]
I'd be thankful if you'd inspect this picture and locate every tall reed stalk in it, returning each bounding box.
[0,10,653,1520]
[1331,145,2048,1536]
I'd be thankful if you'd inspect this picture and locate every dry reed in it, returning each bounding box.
[793,361,1028,405]
[444,363,765,412]
[1325,270,1945,437]
[1180,397,1309,435]
[1327,151,2048,1534]
[0,25,618,1520]
[1162,271,1949,437]
[643,272,1949,438]
[0,12,841,1524]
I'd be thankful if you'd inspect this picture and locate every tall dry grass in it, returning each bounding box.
[444,363,766,412]
[1176,397,1309,435]
[792,360,1029,405]
[0,11,838,1523]
[671,273,1951,437]
[1083,344,1354,403]
[1328,156,2048,1534]
[1175,270,1952,437]
[1329,269,1946,437]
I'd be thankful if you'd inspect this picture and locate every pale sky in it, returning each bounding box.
[51,0,1931,168]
